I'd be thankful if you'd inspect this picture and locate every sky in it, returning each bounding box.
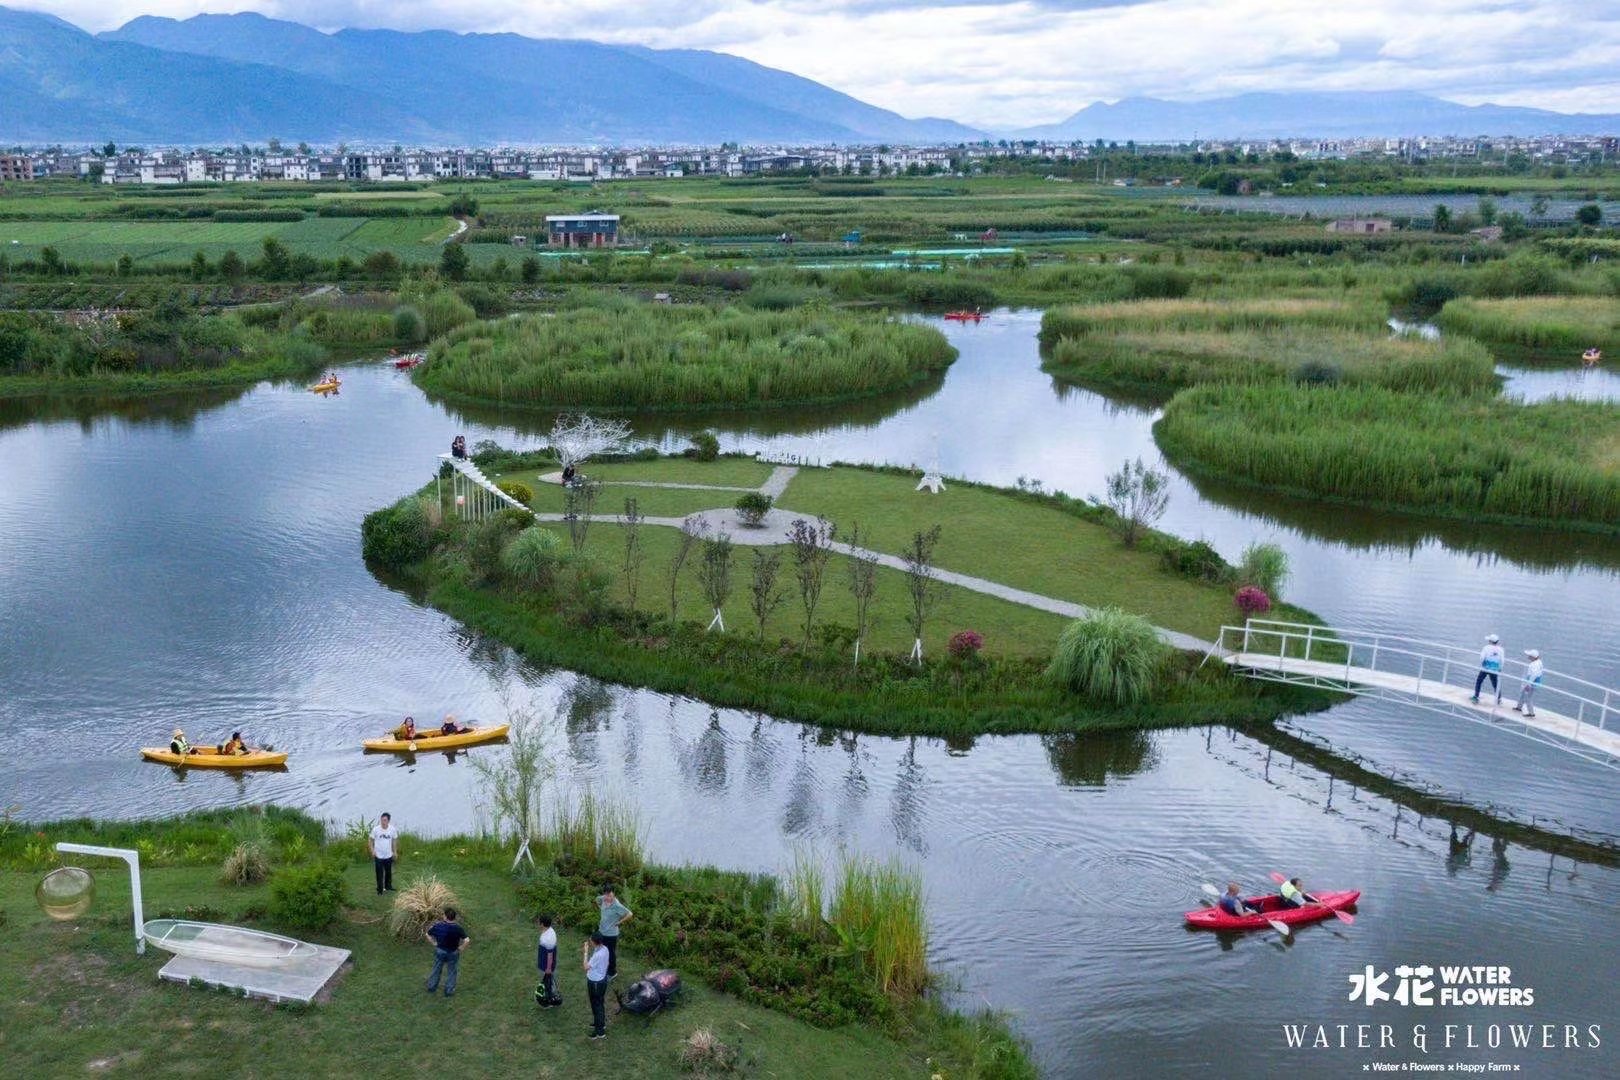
[19,0,1620,129]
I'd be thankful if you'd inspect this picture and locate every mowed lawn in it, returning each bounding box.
[0,861,937,1079]
[777,467,1237,641]
[491,457,777,519]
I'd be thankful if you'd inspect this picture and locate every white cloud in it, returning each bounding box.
[17,0,1620,128]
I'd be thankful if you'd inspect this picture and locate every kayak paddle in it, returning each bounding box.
[1201,883,1291,936]
[1269,871,1354,925]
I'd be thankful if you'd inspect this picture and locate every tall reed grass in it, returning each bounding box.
[417,303,955,409]
[1046,607,1168,705]
[1436,296,1620,352]
[829,854,929,999]
[546,788,645,872]
[1157,383,1620,531]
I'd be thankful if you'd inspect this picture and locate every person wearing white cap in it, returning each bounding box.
[1513,650,1544,717]
[1470,634,1505,705]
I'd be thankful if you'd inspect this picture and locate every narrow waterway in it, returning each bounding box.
[2,312,1617,1076]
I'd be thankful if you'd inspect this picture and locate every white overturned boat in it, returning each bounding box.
[143,919,321,968]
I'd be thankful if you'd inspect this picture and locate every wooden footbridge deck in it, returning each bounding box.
[1211,619,1620,770]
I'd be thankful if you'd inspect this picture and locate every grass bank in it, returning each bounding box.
[1,808,1029,1078]
[1039,298,1496,400]
[414,300,956,410]
[1156,383,1620,532]
[1435,295,1620,354]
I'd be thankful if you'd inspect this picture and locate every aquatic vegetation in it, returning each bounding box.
[416,303,956,409]
[1436,295,1620,352]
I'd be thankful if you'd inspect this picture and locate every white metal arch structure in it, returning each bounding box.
[438,454,533,524]
[1210,619,1620,771]
[55,843,145,954]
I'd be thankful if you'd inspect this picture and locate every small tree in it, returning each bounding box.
[788,517,836,647]
[469,702,554,868]
[1432,204,1453,233]
[1102,457,1170,547]
[620,497,645,613]
[549,412,632,472]
[735,492,772,528]
[696,531,735,631]
[1575,203,1603,228]
[901,525,943,664]
[219,249,245,282]
[846,522,880,668]
[440,243,469,281]
[748,549,786,641]
[667,516,706,624]
[562,478,602,555]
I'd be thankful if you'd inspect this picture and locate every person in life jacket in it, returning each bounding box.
[1513,649,1544,718]
[1470,633,1505,705]
[402,716,417,741]
[1218,882,1259,917]
[170,728,193,755]
[1279,877,1309,908]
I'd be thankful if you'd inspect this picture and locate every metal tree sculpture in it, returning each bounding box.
[549,413,632,471]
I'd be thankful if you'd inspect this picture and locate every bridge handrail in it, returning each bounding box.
[1217,619,1616,733]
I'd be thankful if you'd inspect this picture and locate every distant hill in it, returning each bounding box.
[1014,91,1620,141]
[80,9,982,145]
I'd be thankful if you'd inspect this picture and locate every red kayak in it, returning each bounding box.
[391,352,425,370]
[944,311,985,321]
[1185,890,1360,932]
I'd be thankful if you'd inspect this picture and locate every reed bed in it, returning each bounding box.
[546,788,646,872]
[1157,383,1620,531]
[1436,296,1620,352]
[828,854,929,999]
[417,303,955,409]
[1040,297,1386,347]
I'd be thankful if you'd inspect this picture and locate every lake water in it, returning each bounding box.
[2,312,1617,1077]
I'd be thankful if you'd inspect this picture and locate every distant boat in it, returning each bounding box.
[143,920,320,967]
[944,310,985,322]
[1583,348,1602,368]
[391,352,425,370]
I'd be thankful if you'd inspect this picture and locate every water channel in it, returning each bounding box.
[2,311,1616,1076]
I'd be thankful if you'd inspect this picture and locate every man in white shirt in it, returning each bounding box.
[1470,634,1505,705]
[536,914,560,1007]
[1513,649,1544,717]
[368,812,399,894]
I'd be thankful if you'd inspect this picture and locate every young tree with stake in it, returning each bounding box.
[748,549,786,641]
[788,518,836,648]
[902,525,943,665]
[696,531,735,631]
[619,497,645,613]
[667,516,707,624]
[846,523,880,668]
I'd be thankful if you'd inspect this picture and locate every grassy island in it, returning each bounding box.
[1,807,1032,1078]
[1040,298,1620,533]
[1434,295,1620,355]
[412,302,956,410]
[366,452,1331,736]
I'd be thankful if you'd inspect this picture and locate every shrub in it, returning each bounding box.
[501,526,563,589]
[734,492,772,527]
[268,860,347,930]
[1159,538,1227,582]
[1237,541,1289,598]
[689,431,721,461]
[496,479,535,507]
[219,842,270,886]
[361,497,433,571]
[1046,607,1167,705]
[388,875,461,942]
[1234,585,1272,617]
[393,305,427,345]
[679,1028,742,1075]
[946,630,984,660]
[1293,359,1341,386]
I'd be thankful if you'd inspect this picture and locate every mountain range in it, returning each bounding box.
[1014,91,1620,142]
[0,7,981,144]
[1,7,1616,145]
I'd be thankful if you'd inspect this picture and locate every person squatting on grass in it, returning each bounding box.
[425,907,469,997]
[536,914,561,1008]
[369,812,398,894]
[596,885,632,979]
[584,932,610,1039]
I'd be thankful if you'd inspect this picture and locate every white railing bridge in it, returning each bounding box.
[1210,619,1620,771]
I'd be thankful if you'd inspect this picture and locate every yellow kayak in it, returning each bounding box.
[309,380,341,393]
[363,724,509,753]
[141,746,288,769]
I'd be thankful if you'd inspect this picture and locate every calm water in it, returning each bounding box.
[2,313,1618,1077]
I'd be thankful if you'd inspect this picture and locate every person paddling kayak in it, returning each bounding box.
[1218,882,1260,917]
[1279,877,1308,908]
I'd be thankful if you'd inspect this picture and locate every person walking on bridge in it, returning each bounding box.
[1513,649,1544,717]
[1470,634,1505,705]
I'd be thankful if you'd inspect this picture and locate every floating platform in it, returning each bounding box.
[158,941,350,1004]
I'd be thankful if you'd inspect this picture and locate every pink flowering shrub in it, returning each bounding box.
[947,630,985,659]
[1234,585,1272,617]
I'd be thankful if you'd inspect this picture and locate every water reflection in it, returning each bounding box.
[1042,729,1158,787]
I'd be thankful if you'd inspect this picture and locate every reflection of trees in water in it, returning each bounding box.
[889,736,929,856]
[0,384,254,435]
[780,753,823,839]
[835,732,870,834]
[426,370,949,445]
[689,710,729,795]
[1041,730,1158,787]
[562,675,615,733]
[743,716,780,796]
[1176,467,1620,574]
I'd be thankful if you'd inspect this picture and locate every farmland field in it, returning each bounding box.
[0,214,458,263]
